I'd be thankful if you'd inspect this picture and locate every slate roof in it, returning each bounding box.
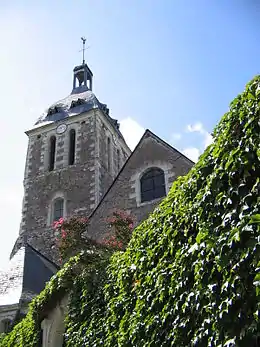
[0,244,58,308]
[33,85,125,141]
[0,248,24,306]
[35,85,103,125]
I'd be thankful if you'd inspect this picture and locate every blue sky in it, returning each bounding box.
[0,0,260,267]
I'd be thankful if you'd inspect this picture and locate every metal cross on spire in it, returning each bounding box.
[80,37,90,65]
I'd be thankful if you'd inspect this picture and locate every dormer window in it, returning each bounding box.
[77,98,85,105]
[70,98,85,109]
[47,106,59,116]
[101,104,110,116]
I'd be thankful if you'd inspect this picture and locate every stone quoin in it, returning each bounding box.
[0,51,193,334]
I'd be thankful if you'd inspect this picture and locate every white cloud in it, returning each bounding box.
[187,122,204,133]
[120,117,145,150]
[183,147,200,162]
[171,121,213,163]
[204,132,213,148]
[186,122,213,149]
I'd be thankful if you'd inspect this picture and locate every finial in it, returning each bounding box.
[80,36,86,64]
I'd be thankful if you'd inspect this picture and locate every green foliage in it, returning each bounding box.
[0,250,108,347]
[2,76,260,346]
[0,334,6,343]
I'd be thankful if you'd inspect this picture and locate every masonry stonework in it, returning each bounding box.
[12,84,130,264]
[87,131,193,242]
[1,60,194,330]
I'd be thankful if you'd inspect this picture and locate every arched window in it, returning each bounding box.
[140,168,166,203]
[53,198,64,222]
[41,296,67,347]
[107,137,111,172]
[0,319,11,333]
[49,136,56,171]
[68,129,76,165]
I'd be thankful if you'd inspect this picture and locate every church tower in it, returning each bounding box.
[12,50,131,263]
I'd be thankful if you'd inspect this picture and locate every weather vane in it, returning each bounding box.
[80,37,89,64]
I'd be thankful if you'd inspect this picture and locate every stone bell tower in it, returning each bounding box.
[12,51,131,263]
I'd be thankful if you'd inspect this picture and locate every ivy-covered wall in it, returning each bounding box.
[1,76,260,346]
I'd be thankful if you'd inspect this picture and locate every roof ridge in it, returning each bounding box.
[144,129,194,164]
[88,129,193,221]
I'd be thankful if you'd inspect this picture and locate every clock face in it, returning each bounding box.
[56,124,67,135]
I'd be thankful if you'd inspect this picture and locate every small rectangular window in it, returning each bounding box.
[53,199,64,222]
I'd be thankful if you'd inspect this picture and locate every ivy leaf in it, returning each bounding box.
[249,214,260,224]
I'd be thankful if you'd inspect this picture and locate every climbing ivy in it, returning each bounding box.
[1,76,260,346]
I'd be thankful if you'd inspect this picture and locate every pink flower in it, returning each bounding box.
[80,217,89,223]
[53,221,59,228]
[107,216,117,224]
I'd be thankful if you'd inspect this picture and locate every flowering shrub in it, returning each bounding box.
[53,211,135,262]
[103,210,135,250]
[53,216,89,262]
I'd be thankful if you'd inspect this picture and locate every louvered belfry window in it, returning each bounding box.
[68,129,76,165]
[49,136,56,171]
[140,168,166,203]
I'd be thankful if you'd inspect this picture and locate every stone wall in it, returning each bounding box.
[13,110,130,264]
[0,305,18,333]
[87,131,193,242]
[95,112,130,200]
